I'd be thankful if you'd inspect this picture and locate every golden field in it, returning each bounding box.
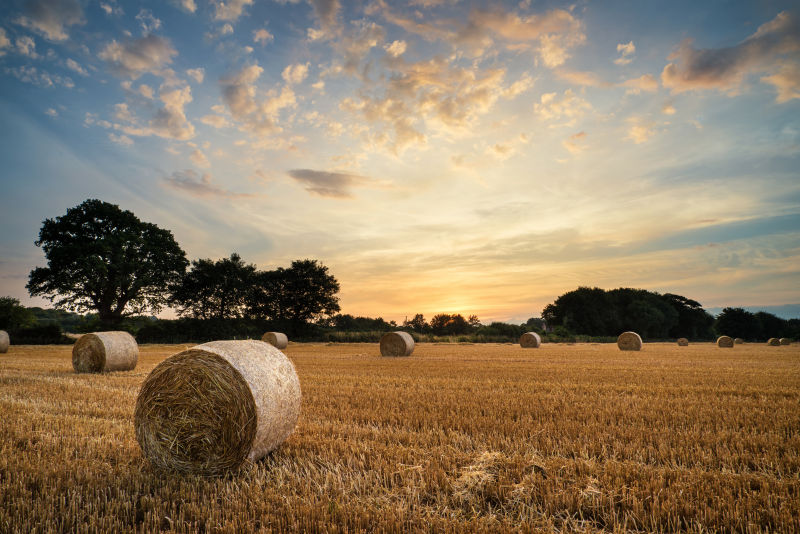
[1,342,799,533]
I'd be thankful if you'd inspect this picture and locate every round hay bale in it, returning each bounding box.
[617,331,642,351]
[380,331,415,357]
[779,338,791,345]
[716,336,734,348]
[72,331,138,373]
[261,332,288,349]
[734,338,744,345]
[676,338,689,346]
[0,330,9,353]
[134,340,301,476]
[519,332,541,348]
[767,338,780,346]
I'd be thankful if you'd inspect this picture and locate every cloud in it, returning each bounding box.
[220,63,297,136]
[761,61,800,103]
[662,101,676,115]
[16,0,84,41]
[620,73,659,94]
[384,39,407,57]
[661,11,800,96]
[211,0,253,21]
[310,0,341,31]
[100,2,123,16]
[6,65,74,88]
[135,9,162,34]
[163,169,255,198]
[149,85,196,140]
[254,28,274,44]
[502,73,534,98]
[562,131,587,154]
[15,36,38,58]
[173,0,197,13]
[282,63,309,84]
[186,67,204,83]
[626,118,656,144]
[45,107,58,117]
[0,29,10,56]
[200,114,231,128]
[287,168,372,198]
[65,58,88,76]
[108,132,133,145]
[99,34,177,79]
[556,69,609,87]
[534,89,591,125]
[138,84,154,98]
[206,23,234,40]
[614,41,635,65]
[190,148,210,167]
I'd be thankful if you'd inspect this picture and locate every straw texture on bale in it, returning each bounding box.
[380,331,415,357]
[261,332,288,349]
[72,331,138,373]
[767,338,780,346]
[780,338,791,345]
[519,332,541,348]
[717,336,734,348]
[617,331,642,351]
[134,340,301,476]
[0,330,8,353]
[676,338,689,346]
[734,338,744,344]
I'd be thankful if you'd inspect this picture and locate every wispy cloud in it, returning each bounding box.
[287,169,374,198]
[163,169,255,198]
[15,0,84,41]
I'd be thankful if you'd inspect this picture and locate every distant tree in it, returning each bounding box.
[27,199,188,326]
[467,315,482,329]
[609,288,678,338]
[171,253,256,319]
[754,311,786,340]
[714,308,758,339]
[331,314,394,331]
[249,259,340,330]
[0,297,37,330]
[523,317,545,332]
[661,293,714,339]
[430,313,471,335]
[542,287,614,336]
[403,313,430,333]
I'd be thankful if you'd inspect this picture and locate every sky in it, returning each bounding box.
[0,0,798,323]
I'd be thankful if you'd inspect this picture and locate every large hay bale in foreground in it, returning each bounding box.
[380,331,415,357]
[519,332,541,348]
[617,331,642,351]
[767,338,781,346]
[780,338,791,345]
[0,330,8,353]
[261,332,288,349]
[135,340,301,476]
[72,331,138,373]
[717,336,734,348]
[734,338,744,345]
[676,338,689,346]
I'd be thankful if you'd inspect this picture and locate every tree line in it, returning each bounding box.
[25,199,340,334]
[541,287,799,340]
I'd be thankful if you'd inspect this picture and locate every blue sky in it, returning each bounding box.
[0,0,798,322]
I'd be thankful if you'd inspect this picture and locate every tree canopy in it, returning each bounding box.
[27,199,188,326]
[171,253,256,319]
[542,287,715,339]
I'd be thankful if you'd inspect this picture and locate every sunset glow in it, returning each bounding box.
[1,0,798,322]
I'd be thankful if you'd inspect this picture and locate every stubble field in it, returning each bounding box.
[1,342,799,533]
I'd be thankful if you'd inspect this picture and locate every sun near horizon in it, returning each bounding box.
[0,0,798,323]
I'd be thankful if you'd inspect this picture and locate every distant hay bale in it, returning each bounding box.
[676,338,689,346]
[767,338,781,346]
[617,331,642,351]
[716,336,734,348]
[734,338,744,345]
[0,330,8,353]
[134,340,301,476]
[380,331,415,357]
[261,332,288,349]
[780,338,791,346]
[72,331,138,373]
[519,332,541,348]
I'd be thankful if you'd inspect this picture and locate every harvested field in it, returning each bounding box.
[1,342,799,532]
